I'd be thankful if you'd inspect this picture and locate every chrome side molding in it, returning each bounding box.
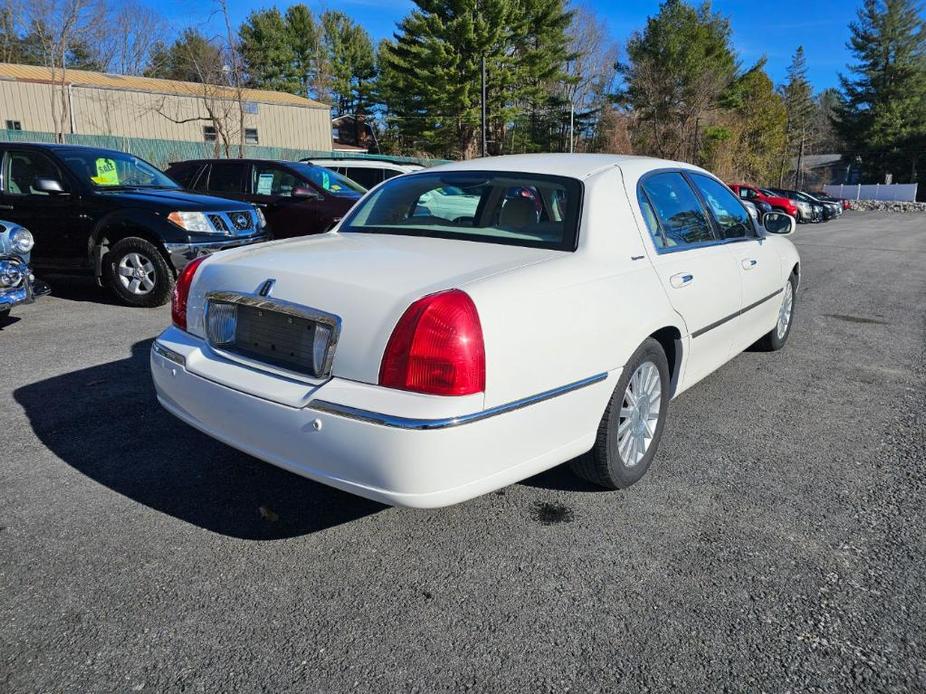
[309,372,609,430]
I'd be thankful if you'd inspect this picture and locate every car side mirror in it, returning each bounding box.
[293,186,321,199]
[34,177,69,195]
[763,211,795,236]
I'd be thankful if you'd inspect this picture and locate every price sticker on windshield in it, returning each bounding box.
[92,158,119,186]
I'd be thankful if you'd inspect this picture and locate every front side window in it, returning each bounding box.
[288,162,366,198]
[251,163,301,197]
[639,172,714,249]
[59,148,178,190]
[690,174,753,240]
[342,171,582,251]
[208,162,244,193]
[4,150,64,195]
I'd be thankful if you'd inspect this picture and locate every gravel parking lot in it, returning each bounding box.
[2,212,924,692]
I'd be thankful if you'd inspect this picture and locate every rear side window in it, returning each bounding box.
[689,174,753,240]
[208,162,244,193]
[639,172,715,249]
[344,167,384,189]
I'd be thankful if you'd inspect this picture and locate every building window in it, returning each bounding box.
[6,120,22,131]
[244,128,259,144]
[203,125,217,142]
[243,102,258,114]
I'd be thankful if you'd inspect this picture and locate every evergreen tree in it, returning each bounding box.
[779,46,815,186]
[239,8,299,93]
[620,0,737,162]
[836,0,926,183]
[284,4,321,99]
[379,0,572,158]
[320,11,377,117]
[145,29,223,83]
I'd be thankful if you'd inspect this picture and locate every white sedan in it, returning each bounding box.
[151,154,799,508]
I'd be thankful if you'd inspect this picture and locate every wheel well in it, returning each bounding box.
[791,261,800,286]
[650,326,682,398]
[91,224,172,278]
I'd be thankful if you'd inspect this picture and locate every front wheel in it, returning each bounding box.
[0,308,9,321]
[756,274,796,351]
[570,338,670,489]
[104,237,174,307]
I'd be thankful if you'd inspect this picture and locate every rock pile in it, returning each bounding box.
[847,199,926,212]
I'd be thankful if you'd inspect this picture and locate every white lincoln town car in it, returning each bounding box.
[151,154,800,508]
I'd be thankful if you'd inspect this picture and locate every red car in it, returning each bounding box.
[728,183,799,218]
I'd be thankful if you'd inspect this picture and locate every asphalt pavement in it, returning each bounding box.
[1,212,924,692]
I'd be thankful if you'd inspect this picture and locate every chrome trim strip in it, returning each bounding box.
[205,291,342,378]
[152,341,186,366]
[309,372,609,430]
[691,288,784,339]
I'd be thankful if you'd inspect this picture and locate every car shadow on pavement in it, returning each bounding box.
[13,339,384,540]
[37,276,123,306]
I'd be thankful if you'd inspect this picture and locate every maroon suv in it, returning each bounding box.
[166,159,366,238]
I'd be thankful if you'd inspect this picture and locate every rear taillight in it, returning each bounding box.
[379,289,485,396]
[171,256,207,331]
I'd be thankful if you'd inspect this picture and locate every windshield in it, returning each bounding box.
[288,162,365,197]
[59,149,179,189]
[340,171,582,251]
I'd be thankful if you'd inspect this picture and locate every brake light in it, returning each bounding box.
[171,256,207,331]
[380,289,485,396]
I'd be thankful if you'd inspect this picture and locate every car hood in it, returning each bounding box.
[94,188,253,212]
[187,231,560,384]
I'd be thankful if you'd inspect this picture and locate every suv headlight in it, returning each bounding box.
[167,211,212,233]
[9,227,34,254]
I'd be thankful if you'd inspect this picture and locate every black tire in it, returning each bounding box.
[0,308,9,321]
[570,338,670,489]
[103,237,174,307]
[755,273,797,351]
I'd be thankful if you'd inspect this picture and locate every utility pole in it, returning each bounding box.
[480,55,487,158]
[794,132,805,189]
[568,102,574,153]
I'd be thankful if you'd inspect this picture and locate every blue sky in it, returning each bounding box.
[157,0,869,91]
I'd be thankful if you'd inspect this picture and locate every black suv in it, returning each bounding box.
[0,143,269,306]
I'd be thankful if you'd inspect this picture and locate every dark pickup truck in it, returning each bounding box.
[0,143,268,306]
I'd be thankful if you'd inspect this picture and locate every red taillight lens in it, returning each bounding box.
[379,289,485,396]
[171,255,207,331]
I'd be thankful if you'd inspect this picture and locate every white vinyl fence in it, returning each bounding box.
[824,183,918,202]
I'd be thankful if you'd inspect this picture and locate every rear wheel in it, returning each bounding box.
[570,338,670,489]
[0,308,9,321]
[104,237,174,307]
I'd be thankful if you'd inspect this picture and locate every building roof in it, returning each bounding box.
[0,62,329,110]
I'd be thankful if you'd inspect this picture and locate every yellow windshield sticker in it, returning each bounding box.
[91,158,119,186]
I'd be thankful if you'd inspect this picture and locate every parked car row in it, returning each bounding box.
[728,182,845,224]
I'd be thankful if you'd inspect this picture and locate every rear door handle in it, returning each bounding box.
[742,258,758,270]
[0,204,12,210]
[670,272,694,288]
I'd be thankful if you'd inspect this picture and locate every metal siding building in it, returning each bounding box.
[0,63,332,150]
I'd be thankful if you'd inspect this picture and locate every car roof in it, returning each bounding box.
[425,153,702,181]
[306,158,421,171]
[1,141,129,158]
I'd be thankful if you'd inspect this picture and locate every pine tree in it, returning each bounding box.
[284,5,322,99]
[779,46,815,186]
[320,11,376,118]
[378,0,571,158]
[836,0,926,183]
[620,0,737,162]
[239,8,299,94]
[144,29,223,83]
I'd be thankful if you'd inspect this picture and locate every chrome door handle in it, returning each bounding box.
[742,258,758,270]
[0,204,12,210]
[670,272,694,288]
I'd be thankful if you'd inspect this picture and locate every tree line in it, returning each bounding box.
[1,0,924,185]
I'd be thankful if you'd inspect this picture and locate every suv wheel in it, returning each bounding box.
[104,237,174,307]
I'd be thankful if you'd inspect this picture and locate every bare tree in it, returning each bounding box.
[29,0,106,140]
[97,1,165,75]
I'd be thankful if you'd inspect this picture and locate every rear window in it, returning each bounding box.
[340,171,582,251]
